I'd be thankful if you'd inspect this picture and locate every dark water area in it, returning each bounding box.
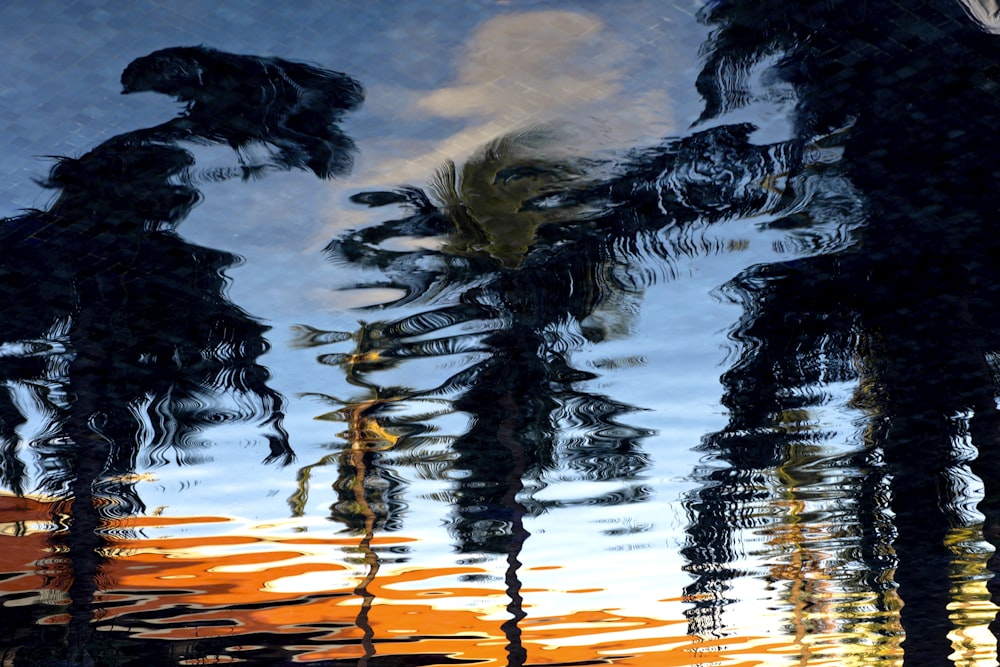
[2,1,1000,665]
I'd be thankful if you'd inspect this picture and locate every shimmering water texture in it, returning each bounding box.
[3,1,1000,665]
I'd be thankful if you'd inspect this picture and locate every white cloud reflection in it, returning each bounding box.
[355,9,679,187]
[416,11,620,120]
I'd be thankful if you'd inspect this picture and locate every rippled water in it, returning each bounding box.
[2,1,1000,665]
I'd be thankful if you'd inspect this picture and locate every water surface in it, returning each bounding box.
[1,1,999,666]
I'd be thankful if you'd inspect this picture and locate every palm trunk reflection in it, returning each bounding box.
[683,0,1000,660]
[0,46,362,664]
[317,109,843,660]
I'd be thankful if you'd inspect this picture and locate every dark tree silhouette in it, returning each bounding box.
[121,45,364,178]
[314,103,856,662]
[0,45,362,666]
[680,0,1000,659]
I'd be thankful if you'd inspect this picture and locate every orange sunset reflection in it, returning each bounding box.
[2,493,993,665]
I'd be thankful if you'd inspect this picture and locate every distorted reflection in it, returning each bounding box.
[120,46,364,179]
[2,1,999,664]
[682,0,1000,663]
[311,85,859,660]
[0,47,361,665]
[299,1,1000,664]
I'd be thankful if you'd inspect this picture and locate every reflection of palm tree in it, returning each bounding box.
[325,117,845,537]
[318,110,846,663]
[0,46,362,665]
[427,128,600,269]
[121,45,364,179]
[681,0,1000,659]
[289,321,412,532]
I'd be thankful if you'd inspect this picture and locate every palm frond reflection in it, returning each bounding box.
[678,0,1000,659]
[0,45,363,665]
[313,115,856,559]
